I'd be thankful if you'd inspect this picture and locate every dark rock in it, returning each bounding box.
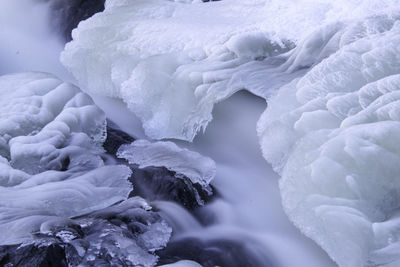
[45,0,105,41]
[46,0,220,41]
[103,122,135,155]
[157,237,275,267]
[0,243,67,267]
[0,197,171,267]
[130,166,213,210]
[103,123,213,209]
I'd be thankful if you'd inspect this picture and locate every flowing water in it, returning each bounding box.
[0,0,336,266]
[158,91,335,266]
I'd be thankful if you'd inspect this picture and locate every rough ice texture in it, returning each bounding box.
[258,15,400,267]
[60,0,400,266]
[62,0,399,141]
[65,197,171,267]
[2,197,171,267]
[117,139,215,191]
[0,72,132,245]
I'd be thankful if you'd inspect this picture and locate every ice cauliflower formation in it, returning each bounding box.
[258,16,400,267]
[0,72,132,245]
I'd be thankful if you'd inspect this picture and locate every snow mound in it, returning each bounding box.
[62,0,399,141]
[0,72,132,245]
[258,15,400,267]
[117,139,215,191]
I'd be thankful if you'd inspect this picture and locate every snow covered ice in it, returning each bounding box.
[259,14,400,267]
[2,0,400,266]
[117,140,216,190]
[65,197,171,267]
[0,72,171,267]
[61,0,400,141]
[0,72,132,245]
[61,0,400,266]
[117,139,216,207]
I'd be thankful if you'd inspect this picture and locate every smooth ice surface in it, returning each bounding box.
[158,260,202,267]
[259,15,400,267]
[117,140,216,189]
[62,0,400,141]
[0,72,132,245]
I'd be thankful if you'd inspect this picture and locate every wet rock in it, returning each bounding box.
[47,0,105,41]
[103,122,135,155]
[131,166,213,210]
[157,237,275,267]
[103,124,214,209]
[0,197,171,267]
[0,243,67,267]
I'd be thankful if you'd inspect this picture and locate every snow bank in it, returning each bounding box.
[62,0,399,141]
[0,72,132,245]
[258,15,400,267]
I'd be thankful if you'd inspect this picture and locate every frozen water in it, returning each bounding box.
[63,0,399,141]
[258,15,400,267]
[3,0,400,265]
[61,0,400,266]
[0,72,132,245]
[117,140,216,190]
[62,0,400,140]
[4,196,172,267]
[65,197,171,267]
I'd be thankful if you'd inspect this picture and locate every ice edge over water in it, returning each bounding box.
[61,0,400,266]
[117,139,216,190]
[0,72,132,245]
[259,14,400,267]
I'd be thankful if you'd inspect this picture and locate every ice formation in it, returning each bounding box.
[0,72,132,245]
[1,196,172,267]
[64,197,171,267]
[62,0,399,141]
[60,0,400,266]
[259,15,400,267]
[159,260,202,267]
[117,140,216,189]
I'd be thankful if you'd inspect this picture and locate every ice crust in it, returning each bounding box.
[60,0,400,266]
[62,0,399,141]
[117,139,215,190]
[0,72,132,245]
[65,197,171,267]
[258,15,400,267]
